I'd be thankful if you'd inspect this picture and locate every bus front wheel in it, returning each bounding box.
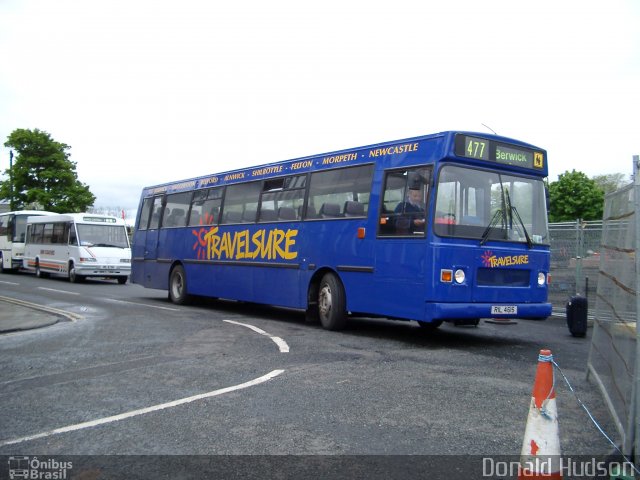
[418,320,443,331]
[68,263,84,283]
[169,265,190,305]
[318,273,347,331]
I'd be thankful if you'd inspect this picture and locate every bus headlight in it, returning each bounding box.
[454,269,465,284]
[538,272,546,285]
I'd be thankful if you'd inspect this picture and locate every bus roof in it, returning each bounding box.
[140,130,547,196]
[0,210,56,216]
[26,213,126,225]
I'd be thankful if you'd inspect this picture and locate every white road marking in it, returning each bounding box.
[0,296,82,322]
[0,280,19,285]
[0,369,285,447]
[37,287,80,295]
[223,319,290,353]
[103,298,180,311]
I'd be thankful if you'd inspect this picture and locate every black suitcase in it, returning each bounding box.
[566,295,588,337]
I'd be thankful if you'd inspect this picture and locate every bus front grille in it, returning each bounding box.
[476,268,530,287]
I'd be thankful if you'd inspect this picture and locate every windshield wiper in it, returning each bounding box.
[504,190,533,249]
[481,176,508,245]
[480,209,503,245]
[509,207,533,249]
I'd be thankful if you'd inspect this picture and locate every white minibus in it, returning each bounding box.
[23,213,131,283]
[0,210,55,272]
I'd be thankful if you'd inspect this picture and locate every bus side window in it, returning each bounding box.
[162,192,192,228]
[223,211,242,223]
[138,197,154,231]
[221,182,261,225]
[148,196,164,230]
[0,215,8,237]
[202,187,223,225]
[260,209,277,222]
[304,205,317,219]
[344,201,365,217]
[69,224,78,246]
[51,222,65,244]
[242,208,257,223]
[319,203,342,218]
[278,207,297,221]
[259,174,306,223]
[378,167,431,237]
[306,164,374,220]
[31,224,44,244]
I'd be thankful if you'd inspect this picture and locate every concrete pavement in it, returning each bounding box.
[0,296,79,333]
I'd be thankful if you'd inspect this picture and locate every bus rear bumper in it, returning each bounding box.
[425,302,552,321]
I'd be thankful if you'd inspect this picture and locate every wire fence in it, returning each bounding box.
[550,170,639,465]
[549,220,603,318]
[585,173,638,461]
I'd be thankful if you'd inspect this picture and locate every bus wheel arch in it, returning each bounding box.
[35,258,48,278]
[306,268,337,322]
[68,261,84,283]
[169,262,190,305]
[310,269,347,331]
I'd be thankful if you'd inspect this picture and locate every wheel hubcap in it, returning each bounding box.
[319,285,332,317]
[173,274,183,297]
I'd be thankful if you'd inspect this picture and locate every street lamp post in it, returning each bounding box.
[9,150,14,211]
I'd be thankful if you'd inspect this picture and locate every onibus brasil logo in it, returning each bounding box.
[8,456,73,479]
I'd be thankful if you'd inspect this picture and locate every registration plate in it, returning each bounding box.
[491,305,517,315]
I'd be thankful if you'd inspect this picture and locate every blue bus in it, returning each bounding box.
[131,131,551,330]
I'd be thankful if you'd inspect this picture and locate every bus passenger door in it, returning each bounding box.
[374,238,429,322]
[142,196,164,288]
[373,167,432,322]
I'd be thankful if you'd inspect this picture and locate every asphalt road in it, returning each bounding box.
[0,271,622,478]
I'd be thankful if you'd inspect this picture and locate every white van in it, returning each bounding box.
[0,210,55,272]
[23,213,131,283]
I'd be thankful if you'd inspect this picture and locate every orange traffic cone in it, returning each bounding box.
[519,349,562,479]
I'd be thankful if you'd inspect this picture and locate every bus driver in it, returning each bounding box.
[395,179,426,234]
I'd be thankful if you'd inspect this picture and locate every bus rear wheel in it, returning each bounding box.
[318,273,347,331]
[35,261,49,279]
[169,265,190,305]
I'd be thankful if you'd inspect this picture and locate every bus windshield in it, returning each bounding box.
[13,215,30,242]
[433,164,549,245]
[77,224,130,248]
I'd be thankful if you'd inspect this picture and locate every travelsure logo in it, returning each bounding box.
[481,250,529,268]
[192,226,298,261]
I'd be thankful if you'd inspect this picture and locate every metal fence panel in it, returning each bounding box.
[586,183,636,455]
[549,220,603,317]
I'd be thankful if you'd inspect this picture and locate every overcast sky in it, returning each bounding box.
[0,0,638,215]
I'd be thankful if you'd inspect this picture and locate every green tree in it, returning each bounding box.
[592,173,629,195]
[548,169,604,222]
[1,128,95,212]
